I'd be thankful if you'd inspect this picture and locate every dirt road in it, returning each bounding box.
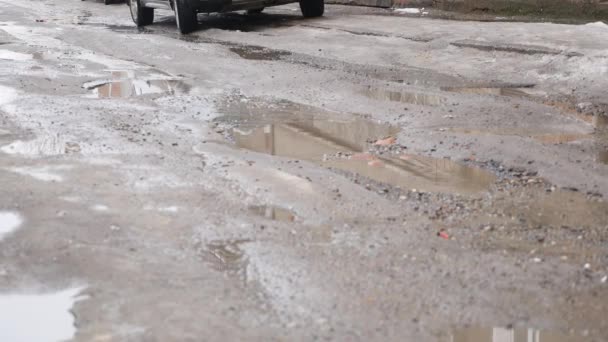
[0,1,607,341]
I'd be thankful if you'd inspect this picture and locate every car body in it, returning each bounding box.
[128,0,324,34]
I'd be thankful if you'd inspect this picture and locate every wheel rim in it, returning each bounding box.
[130,0,138,21]
[174,0,181,30]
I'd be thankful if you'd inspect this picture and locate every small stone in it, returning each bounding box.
[532,257,542,263]
[601,275,607,283]
[584,263,591,270]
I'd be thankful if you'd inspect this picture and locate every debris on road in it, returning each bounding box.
[374,136,397,146]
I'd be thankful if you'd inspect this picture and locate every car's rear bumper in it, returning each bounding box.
[190,0,296,12]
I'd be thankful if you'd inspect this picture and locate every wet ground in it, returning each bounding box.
[0,0,607,341]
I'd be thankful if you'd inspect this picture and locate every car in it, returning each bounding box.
[127,0,324,34]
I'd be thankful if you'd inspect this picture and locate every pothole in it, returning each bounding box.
[451,326,588,342]
[204,239,250,272]
[229,46,291,61]
[218,98,496,195]
[83,71,190,98]
[362,87,446,106]
[533,133,591,144]
[441,85,537,98]
[599,150,608,164]
[324,153,495,194]
[248,205,296,222]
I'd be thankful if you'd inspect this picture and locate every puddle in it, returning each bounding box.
[441,86,535,98]
[448,128,592,144]
[0,85,18,106]
[534,133,591,144]
[595,114,608,128]
[248,205,296,222]
[326,154,495,194]
[7,165,73,182]
[363,87,446,106]
[0,287,85,342]
[230,118,495,194]
[233,119,399,158]
[0,50,32,61]
[1,135,71,156]
[451,326,585,342]
[205,239,249,272]
[83,71,190,98]
[502,188,608,228]
[599,150,608,164]
[229,46,291,61]
[0,211,22,241]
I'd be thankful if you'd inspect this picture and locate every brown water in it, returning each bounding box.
[205,239,250,272]
[84,71,190,98]
[450,326,586,342]
[441,86,534,98]
[248,205,296,222]
[362,87,446,106]
[231,118,495,194]
[599,150,608,164]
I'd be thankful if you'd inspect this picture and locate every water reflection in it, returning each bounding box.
[84,71,190,98]
[231,119,495,194]
[452,327,584,342]
[599,150,608,164]
[248,205,296,222]
[363,87,446,106]
[441,86,533,98]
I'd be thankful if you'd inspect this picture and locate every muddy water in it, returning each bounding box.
[451,326,585,342]
[441,86,535,98]
[448,127,592,144]
[83,71,190,98]
[326,154,495,194]
[229,114,495,194]
[599,150,608,164]
[248,205,296,222]
[501,188,608,228]
[205,239,249,272]
[363,87,446,106]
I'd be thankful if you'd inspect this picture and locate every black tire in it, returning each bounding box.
[299,0,324,17]
[174,0,198,34]
[246,8,264,14]
[129,0,154,26]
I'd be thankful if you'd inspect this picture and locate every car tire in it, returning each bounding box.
[299,0,324,17]
[129,0,154,26]
[174,0,198,34]
[246,8,264,14]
